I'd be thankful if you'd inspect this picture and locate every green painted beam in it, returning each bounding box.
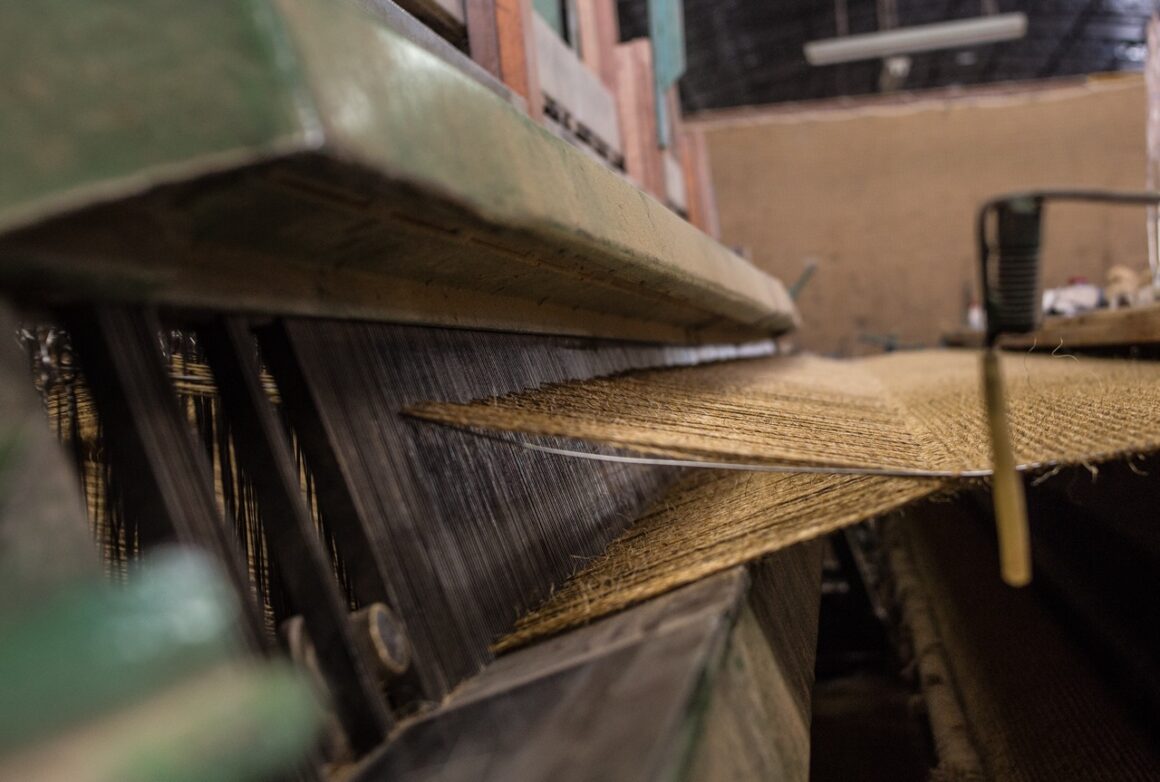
[0,0,796,343]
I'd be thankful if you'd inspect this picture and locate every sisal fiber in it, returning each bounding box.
[494,471,944,651]
[409,350,1160,650]
[410,350,1160,475]
[889,506,1160,780]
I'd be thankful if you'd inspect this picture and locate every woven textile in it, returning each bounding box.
[410,350,1160,648]
[411,350,1160,475]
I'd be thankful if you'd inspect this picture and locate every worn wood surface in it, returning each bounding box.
[355,542,822,781]
[685,542,824,782]
[466,0,544,119]
[615,39,666,200]
[358,0,514,106]
[0,0,794,345]
[355,570,750,781]
[201,317,392,750]
[999,304,1160,350]
[270,319,773,699]
[61,306,266,650]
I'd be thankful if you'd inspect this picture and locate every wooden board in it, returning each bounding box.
[0,0,795,345]
[615,39,666,200]
[354,544,822,781]
[685,542,824,782]
[1000,304,1160,350]
[465,0,544,119]
[576,0,619,92]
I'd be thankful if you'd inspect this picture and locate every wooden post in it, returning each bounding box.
[615,39,665,198]
[466,0,544,119]
[576,0,619,91]
[680,127,721,238]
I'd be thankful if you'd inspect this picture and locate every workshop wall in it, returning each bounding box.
[698,75,1148,356]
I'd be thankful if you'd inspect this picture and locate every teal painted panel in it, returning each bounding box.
[649,0,686,148]
[534,0,565,37]
[0,0,314,232]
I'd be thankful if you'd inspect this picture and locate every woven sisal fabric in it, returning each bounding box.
[892,505,1160,780]
[493,471,943,651]
[410,350,1160,649]
[410,350,1160,475]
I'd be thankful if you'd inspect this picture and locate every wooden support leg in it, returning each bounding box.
[61,305,265,650]
[201,317,392,753]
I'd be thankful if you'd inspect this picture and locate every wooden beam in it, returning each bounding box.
[466,0,544,119]
[615,39,665,199]
[576,0,619,91]
[353,547,822,781]
[200,317,393,752]
[0,0,796,343]
[999,303,1160,350]
[60,305,266,651]
[680,127,721,238]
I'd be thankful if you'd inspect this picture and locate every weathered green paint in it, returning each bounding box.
[0,551,240,753]
[0,0,314,232]
[0,0,796,342]
[534,0,565,38]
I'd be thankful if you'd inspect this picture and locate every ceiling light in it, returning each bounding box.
[804,13,1027,66]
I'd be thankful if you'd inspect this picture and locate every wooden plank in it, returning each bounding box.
[684,542,824,782]
[199,317,392,752]
[576,0,619,91]
[681,127,721,238]
[999,303,1160,350]
[0,0,796,344]
[352,570,752,781]
[390,0,465,42]
[533,15,621,155]
[466,0,544,119]
[60,306,266,650]
[615,39,666,199]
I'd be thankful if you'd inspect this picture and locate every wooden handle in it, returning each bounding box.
[982,349,1032,587]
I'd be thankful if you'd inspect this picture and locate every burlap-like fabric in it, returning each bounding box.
[494,471,942,651]
[411,350,1160,475]
[894,506,1160,780]
[410,351,1160,649]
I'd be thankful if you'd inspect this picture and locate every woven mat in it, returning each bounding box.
[409,350,1160,650]
[410,350,1160,475]
[895,505,1160,780]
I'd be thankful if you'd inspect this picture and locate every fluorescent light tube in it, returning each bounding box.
[804,13,1027,66]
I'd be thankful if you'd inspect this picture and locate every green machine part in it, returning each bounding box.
[0,550,322,782]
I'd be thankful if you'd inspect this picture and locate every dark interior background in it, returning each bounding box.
[618,0,1156,111]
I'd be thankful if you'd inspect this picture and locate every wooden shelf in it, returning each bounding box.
[1000,304,1160,350]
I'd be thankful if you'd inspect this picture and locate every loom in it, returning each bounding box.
[3,3,1160,781]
